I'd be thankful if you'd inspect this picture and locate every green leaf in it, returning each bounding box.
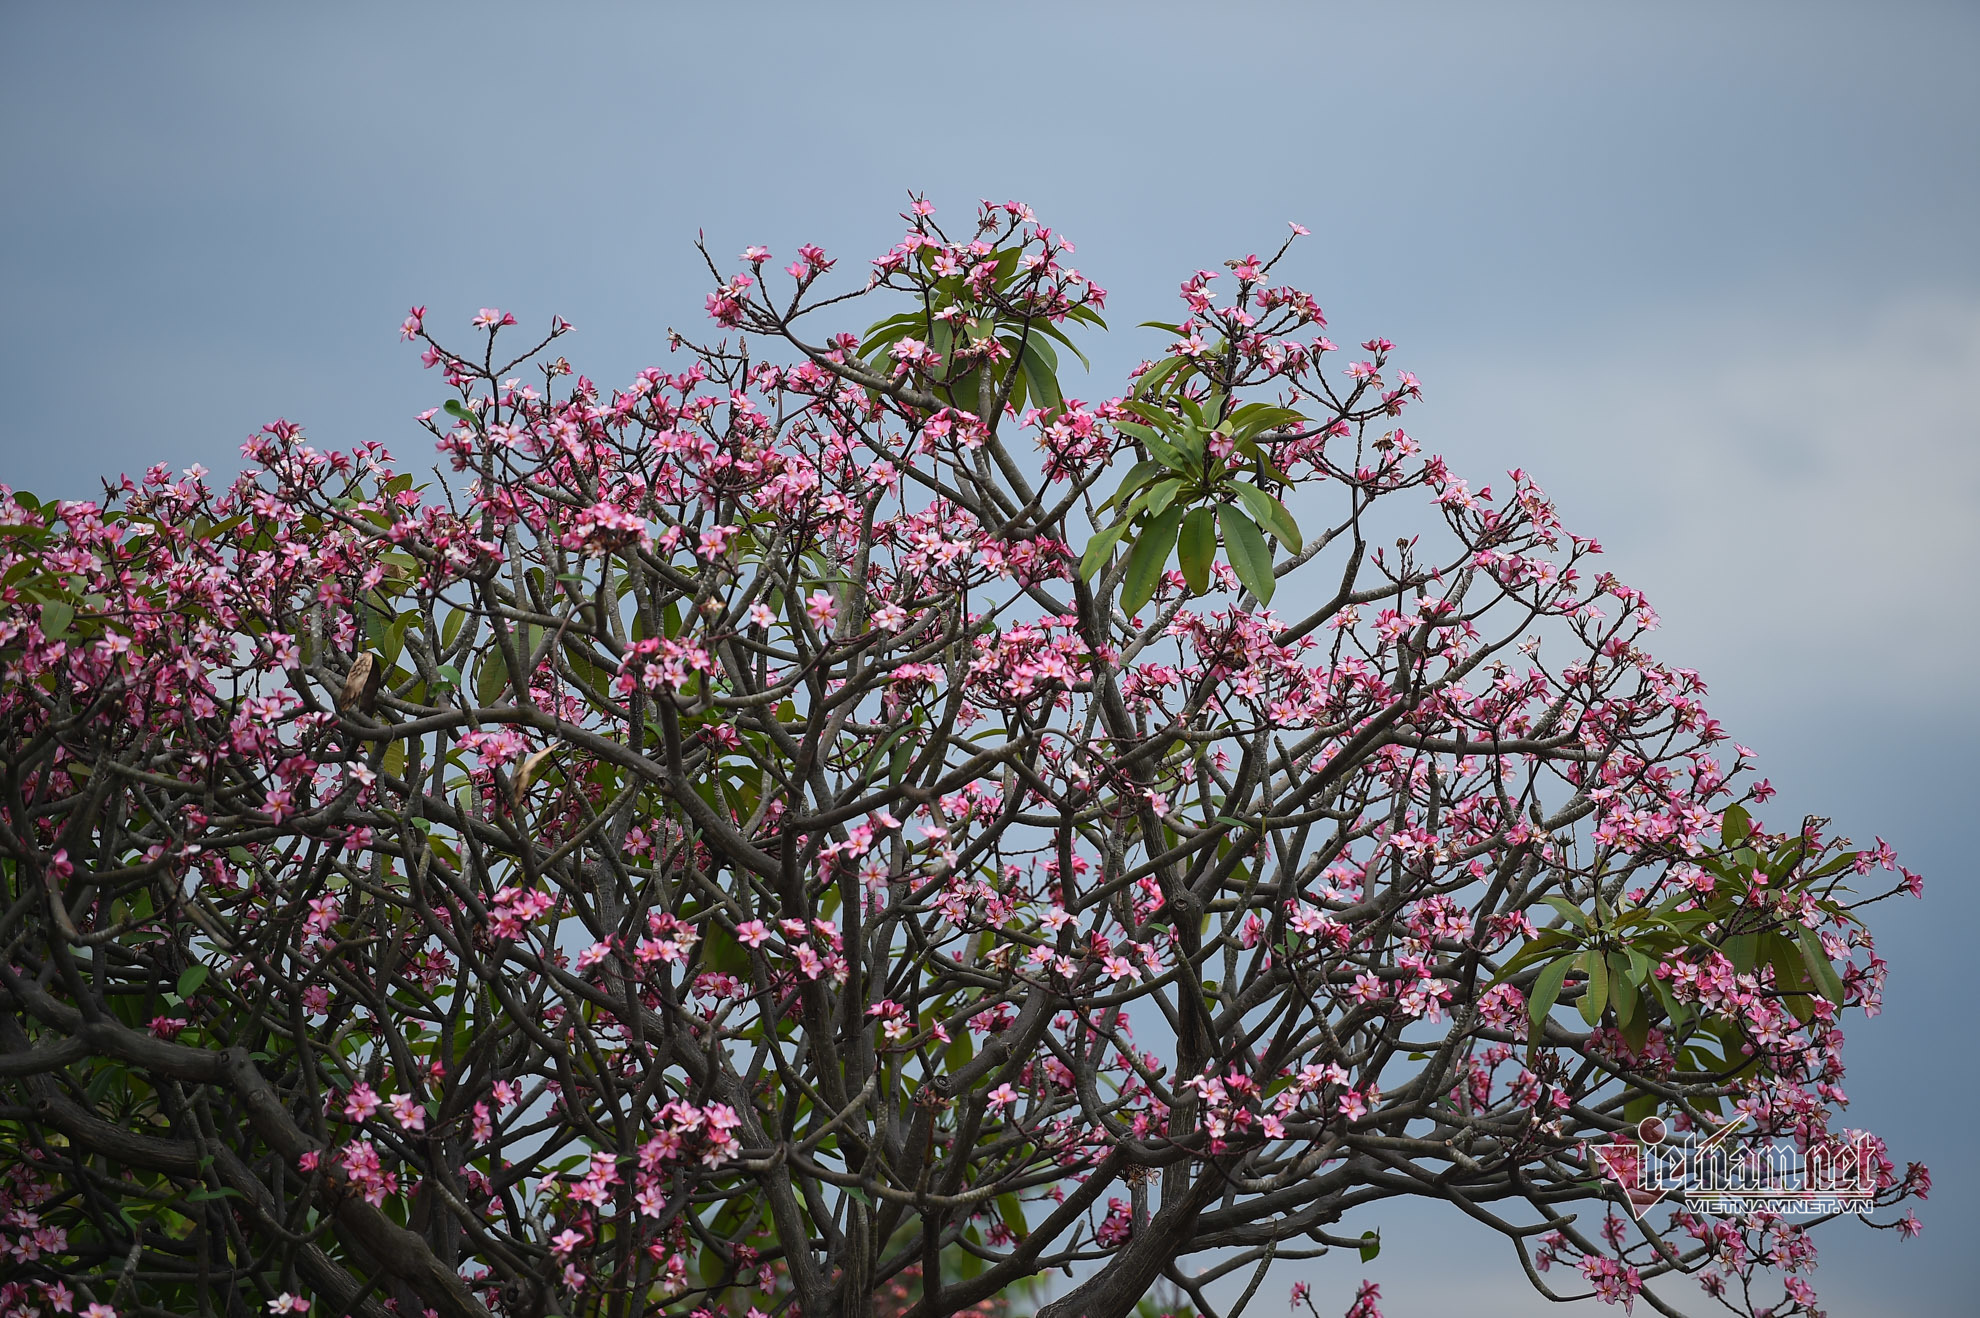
[1143,477,1185,518]
[945,1030,974,1075]
[996,1192,1029,1241]
[1766,837,1810,880]
[1031,318,1093,369]
[1117,419,1193,473]
[1721,804,1751,849]
[176,964,210,998]
[1578,949,1609,1026]
[858,312,923,358]
[1120,503,1185,616]
[1540,896,1591,929]
[1798,925,1846,1004]
[1491,929,1574,983]
[1098,460,1166,513]
[1079,520,1131,580]
[997,338,1030,411]
[1229,402,1308,441]
[443,399,476,422]
[1608,951,1637,1030]
[475,652,512,708]
[185,1187,242,1203]
[1177,506,1217,595]
[1528,954,1573,1032]
[1020,336,1064,413]
[1359,1230,1382,1263]
[40,600,73,640]
[1762,931,1808,995]
[957,1225,985,1279]
[1174,421,1210,467]
[1808,850,1862,879]
[1131,354,1189,398]
[371,614,410,669]
[703,924,750,976]
[1227,480,1303,552]
[1216,505,1274,604]
[1619,1001,1652,1053]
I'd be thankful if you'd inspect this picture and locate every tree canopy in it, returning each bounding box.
[0,199,1926,1318]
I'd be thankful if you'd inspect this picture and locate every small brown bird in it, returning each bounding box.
[339,651,384,714]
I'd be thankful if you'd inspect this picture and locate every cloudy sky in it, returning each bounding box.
[3,2,1975,1313]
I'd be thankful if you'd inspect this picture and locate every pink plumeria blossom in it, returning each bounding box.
[805,590,838,629]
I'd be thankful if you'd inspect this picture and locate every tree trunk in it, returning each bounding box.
[1034,1170,1219,1318]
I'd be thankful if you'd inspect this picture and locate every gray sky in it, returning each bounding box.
[3,2,1975,1313]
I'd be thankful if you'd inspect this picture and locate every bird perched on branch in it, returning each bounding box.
[339,651,383,714]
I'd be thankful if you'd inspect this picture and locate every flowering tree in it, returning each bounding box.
[0,199,1927,1318]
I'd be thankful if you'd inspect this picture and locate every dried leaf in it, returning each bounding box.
[512,745,556,808]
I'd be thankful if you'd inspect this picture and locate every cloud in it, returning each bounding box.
[1428,294,1980,717]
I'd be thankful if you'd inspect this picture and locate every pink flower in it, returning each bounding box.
[1100,954,1140,983]
[342,1083,381,1122]
[1344,1280,1383,1318]
[805,590,838,630]
[472,308,517,329]
[267,1295,310,1315]
[987,1083,1019,1110]
[390,1093,427,1132]
[697,524,739,557]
